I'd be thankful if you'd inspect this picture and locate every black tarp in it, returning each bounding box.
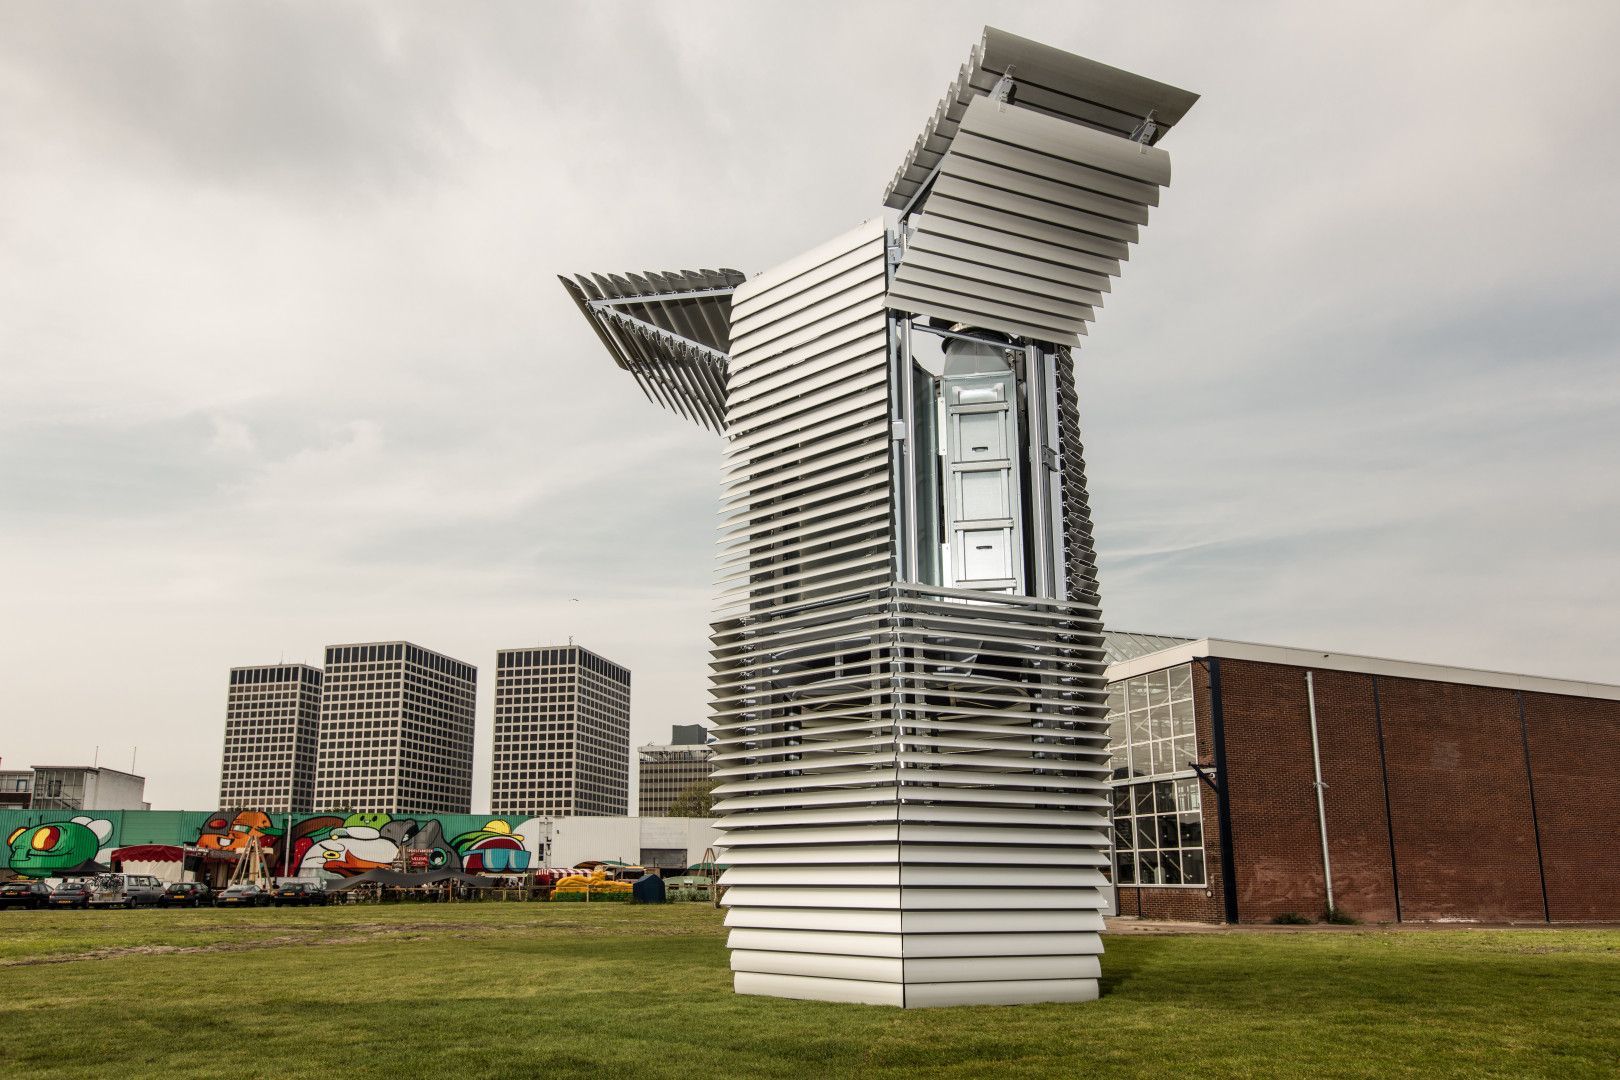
[632,873,667,904]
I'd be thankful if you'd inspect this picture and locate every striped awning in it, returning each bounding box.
[560,268,745,432]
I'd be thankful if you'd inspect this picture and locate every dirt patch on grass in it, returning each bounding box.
[0,926,442,968]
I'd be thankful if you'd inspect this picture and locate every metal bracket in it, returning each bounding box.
[587,303,729,362]
[1130,110,1158,144]
[990,68,1017,107]
[586,287,735,307]
[1190,761,1221,795]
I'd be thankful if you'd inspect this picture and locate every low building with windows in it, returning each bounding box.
[28,765,148,811]
[0,768,31,809]
[638,728,714,817]
[1103,635,1620,924]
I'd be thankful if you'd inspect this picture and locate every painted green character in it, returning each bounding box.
[343,812,392,830]
[6,817,114,878]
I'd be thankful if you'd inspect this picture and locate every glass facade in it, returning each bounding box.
[1106,664,1205,886]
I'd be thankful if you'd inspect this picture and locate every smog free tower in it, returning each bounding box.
[562,27,1197,1007]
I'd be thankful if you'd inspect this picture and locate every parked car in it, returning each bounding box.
[49,881,94,909]
[89,873,167,908]
[0,880,51,909]
[272,881,327,907]
[214,883,271,908]
[162,882,212,908]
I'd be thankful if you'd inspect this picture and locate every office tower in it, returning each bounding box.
[564,28,1197,1006]
[491,645,630,817]
[638,726,715,816]
[218,663,322,813]
[313,641,476,814]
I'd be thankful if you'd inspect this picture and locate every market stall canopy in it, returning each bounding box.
[323,869,497,891]
[559,268,745,432]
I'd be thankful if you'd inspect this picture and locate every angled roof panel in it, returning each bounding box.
[884,36,1196,346]
[885,25,1200,210]
[560,267,745,432]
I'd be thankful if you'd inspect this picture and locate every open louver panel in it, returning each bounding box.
[717,221,893,618]
[884,26,1198,209]
[883,28,1197,347]
[560,268,745,432]
[888,94,1173,347]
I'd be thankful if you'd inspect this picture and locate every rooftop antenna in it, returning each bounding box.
[93,745,99,768]
[131,747,138,774]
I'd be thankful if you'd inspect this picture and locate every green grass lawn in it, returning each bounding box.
[1,904,1615,1079]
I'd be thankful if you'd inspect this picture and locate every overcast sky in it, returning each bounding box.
[3,2,1617,811]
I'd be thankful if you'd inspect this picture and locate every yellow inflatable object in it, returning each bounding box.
[552,867,634,896]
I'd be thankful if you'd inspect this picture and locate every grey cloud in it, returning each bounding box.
[2,2,1617,809]
[0,2,472,197]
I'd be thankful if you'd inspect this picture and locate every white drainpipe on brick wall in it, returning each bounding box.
[1306,671,1335,913]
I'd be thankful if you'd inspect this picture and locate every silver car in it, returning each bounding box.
[88,872,166,908]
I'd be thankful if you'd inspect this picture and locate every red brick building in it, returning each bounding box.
[1101,637,1620,924]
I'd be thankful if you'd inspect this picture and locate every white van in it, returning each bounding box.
[88,872,166,908]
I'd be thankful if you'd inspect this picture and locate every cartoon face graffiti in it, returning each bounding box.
[6,817,115,878]
[344,812,392,831]
[451,820,531,873]
[402,820,461,873]
[298,824,398,875]
[197,811,282,853]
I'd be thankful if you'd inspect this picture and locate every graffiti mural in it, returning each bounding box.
[279,814,532,878]
[1,810,545,882]
[197,810,283,855]
[452,820,532,873]
[5,816,115,878]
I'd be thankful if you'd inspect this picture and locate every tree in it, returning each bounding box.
[668,777,719,818]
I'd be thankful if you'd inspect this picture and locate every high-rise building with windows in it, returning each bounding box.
[219,663,322,813]
[491,645,630,817]
[313,641,476,815]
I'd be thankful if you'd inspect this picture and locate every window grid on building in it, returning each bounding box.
[312,642,476,816]
[219,664,322,814]
[491,646,630,818]
[637,745,714,816]
[1106,663,1206,886]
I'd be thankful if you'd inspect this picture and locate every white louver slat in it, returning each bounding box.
[887,94,1175,346]
[558,268,744,433]
[712,584,1113,1008]
[716,220,893,618]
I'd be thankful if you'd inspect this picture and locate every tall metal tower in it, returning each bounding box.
[564,27,1197,1007]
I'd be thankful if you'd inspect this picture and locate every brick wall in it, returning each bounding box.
[1218,659,1340,922]
[1296,668,1399,922]
[1523,692,1620,921]
[1377,679,1545,921]
[1119,656,1620,924]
